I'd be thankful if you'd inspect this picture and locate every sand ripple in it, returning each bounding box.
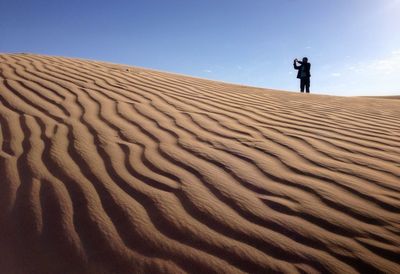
[0,54,399,273]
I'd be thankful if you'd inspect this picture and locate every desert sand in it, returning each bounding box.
[0,53,399,274]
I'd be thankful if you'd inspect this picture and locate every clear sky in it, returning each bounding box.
[1,0,399,96]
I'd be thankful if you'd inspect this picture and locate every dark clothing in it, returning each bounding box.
[300,77,310,93]
[294,62,311,78]
[294,61,311,93]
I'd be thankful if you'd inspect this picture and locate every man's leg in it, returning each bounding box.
[300,79,305,92]
[306,78,310,93]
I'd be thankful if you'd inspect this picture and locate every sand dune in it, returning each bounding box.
[0,53,399,274]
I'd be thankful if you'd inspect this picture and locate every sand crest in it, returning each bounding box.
[0,53,399,273]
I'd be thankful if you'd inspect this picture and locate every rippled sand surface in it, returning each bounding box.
[0,54,399,273]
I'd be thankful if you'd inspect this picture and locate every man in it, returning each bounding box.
[293,57,311,93]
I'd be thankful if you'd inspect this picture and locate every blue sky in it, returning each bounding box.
[1,0,399,96]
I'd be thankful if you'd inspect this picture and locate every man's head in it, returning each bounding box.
[302,57,308,63]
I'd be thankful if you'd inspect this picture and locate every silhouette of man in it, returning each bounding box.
[293,57,311,93]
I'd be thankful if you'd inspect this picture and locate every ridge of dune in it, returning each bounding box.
[0,53,399,274]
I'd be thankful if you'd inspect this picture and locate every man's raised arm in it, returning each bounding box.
[293,59,301,69]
